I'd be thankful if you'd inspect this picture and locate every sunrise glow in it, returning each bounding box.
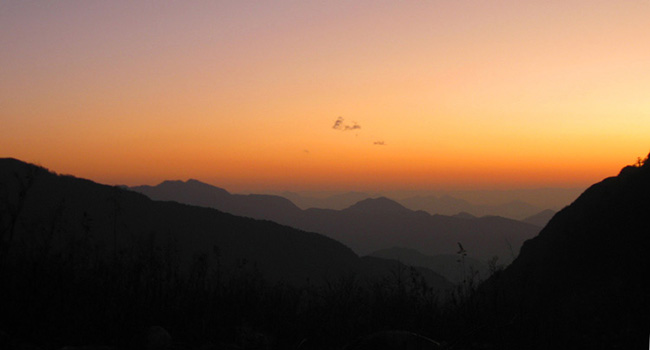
[2,1,649,192]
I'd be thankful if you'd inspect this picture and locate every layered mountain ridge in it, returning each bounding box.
[130,181,541,263]
[0,158,452,290]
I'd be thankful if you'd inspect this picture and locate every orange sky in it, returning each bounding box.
[1,1,649,192]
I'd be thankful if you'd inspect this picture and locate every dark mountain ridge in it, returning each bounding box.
[0,158,457,348]
[0,158,453,289]
[132,179,302,222]
[284,204,538,263]
[479,157,650,347]
[131,181,541,263]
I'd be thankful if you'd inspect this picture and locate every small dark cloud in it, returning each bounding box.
[303,149,310,154]
[344,123,361,131]
[332,117,344,130]
[374,141,386,146]
[332,116,361,131]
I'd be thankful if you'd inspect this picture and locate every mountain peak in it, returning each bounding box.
[344,197,410,213]
[154,179,230,194]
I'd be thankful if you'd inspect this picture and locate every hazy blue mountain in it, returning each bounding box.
[481,158,650,347]
[521,209,557,227]
[369,247,490,284]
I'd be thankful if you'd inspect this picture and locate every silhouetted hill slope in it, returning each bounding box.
[0,159,356,286]
[521,209,556,227]
[131,179,302,222]
[131,181,540,264]
[369,247,489,284]
[481,158,650,347]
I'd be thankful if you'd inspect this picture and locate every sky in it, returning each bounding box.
[2,1,649,192]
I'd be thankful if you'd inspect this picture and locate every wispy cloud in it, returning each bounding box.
[332,117,361,131]
[373,141,386,146]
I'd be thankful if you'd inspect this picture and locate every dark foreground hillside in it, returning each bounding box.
[473,156,650,349]
[0,158,360,285]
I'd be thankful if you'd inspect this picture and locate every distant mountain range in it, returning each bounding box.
[0,158,451,289]
[132,180,302,222]
[280,189,578,221]
[398,195,545,220]
[281,191,374,211]
[130,181,542,263]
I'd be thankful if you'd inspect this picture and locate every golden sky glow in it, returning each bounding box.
[2,1,649,192]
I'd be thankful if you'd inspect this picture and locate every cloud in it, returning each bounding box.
[345,123,361,131]
[332,116,361,131]
[332,117,344,130]
[373,141,386,146]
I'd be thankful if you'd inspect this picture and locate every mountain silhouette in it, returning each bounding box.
[399,195,545,220]
[132,179,302,222]
[480,156,650,347]
[281,191,374,210]
[131,181,541,264]
[0,158,454,290]
[1,158,460,348]
[132,179,231,206]
[343,197,411,213]
[0,159,358,286]
[288,204,539,263]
